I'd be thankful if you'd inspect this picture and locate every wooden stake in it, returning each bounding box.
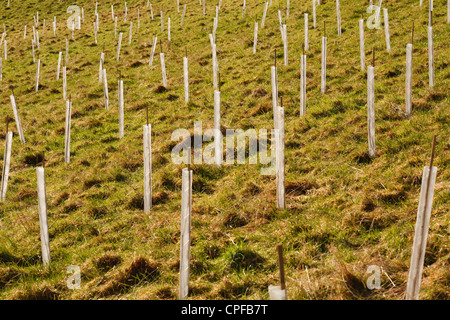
[277,244,286,290]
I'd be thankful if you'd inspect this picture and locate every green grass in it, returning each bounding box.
[0,0,449,300]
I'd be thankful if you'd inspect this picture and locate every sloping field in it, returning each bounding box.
[0,0,449,299]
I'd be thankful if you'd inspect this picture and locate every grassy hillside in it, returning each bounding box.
[0,0,449,300]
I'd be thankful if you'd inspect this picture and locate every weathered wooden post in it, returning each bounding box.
[276,103,285,210]
[367,50,376,157]
[383,8,391,53]
[37,160,50,265]
[64,98,72,163]
[10,93,25,144]
[160,11,164,33]
[269,244,287,299]
[359,18,365,71]
[243,0,246,17]
[0,117,12,201]
[406,136,438,300]
[143,108,152,213]
[179,158,193,299]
